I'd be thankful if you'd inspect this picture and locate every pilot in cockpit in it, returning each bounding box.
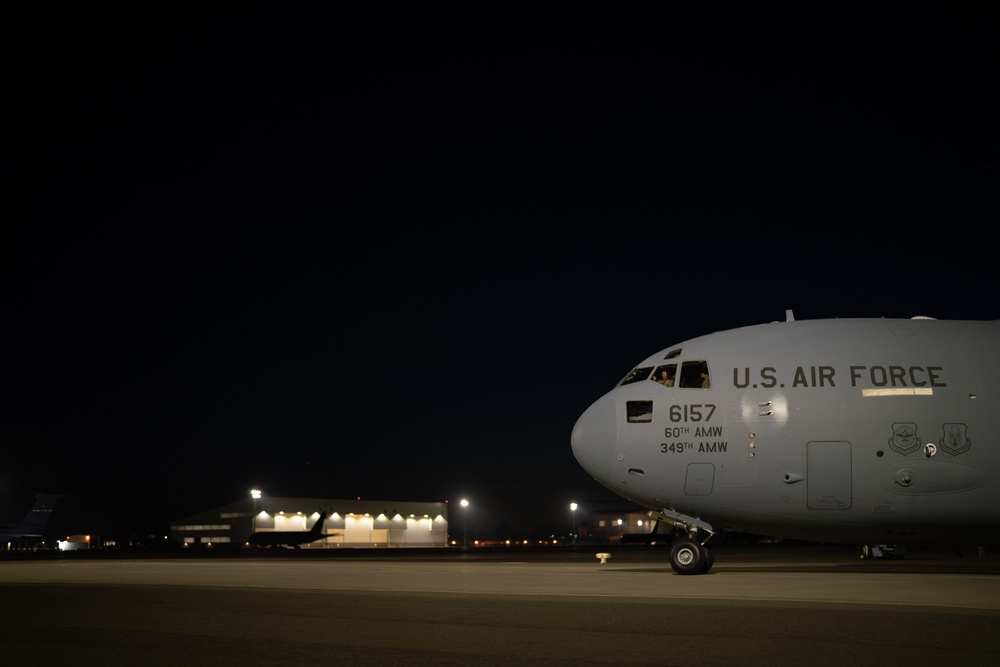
[653,365,676,387]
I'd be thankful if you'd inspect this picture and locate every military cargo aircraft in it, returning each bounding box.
[247,511,335,548]
[1,493,63,548]
[571,312,1000,574]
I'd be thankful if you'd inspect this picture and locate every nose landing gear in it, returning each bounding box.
[670,538,715,574]
[647,509,716,575]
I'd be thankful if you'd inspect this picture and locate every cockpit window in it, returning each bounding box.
[664,349,681,359]
[651,364,676,387]
[618,366,653,386]
[679,360,711,389]
[626,400,653,423]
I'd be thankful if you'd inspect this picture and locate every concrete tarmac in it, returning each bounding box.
[2,544,998,666]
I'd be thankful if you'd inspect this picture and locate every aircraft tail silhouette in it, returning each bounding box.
[308,511,327,536]
[22,493,64,527]
[1,492,65,541]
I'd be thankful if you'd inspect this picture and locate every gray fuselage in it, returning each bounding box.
[571,317,1000,546]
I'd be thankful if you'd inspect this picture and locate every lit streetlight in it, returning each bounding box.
[251,489,262,537]
[460,499,469,548]
[569,502,578,543]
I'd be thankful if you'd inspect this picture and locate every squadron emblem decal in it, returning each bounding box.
[888,423,921,455]
[939,423,972,456]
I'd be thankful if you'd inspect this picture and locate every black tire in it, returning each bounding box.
[669,538,706,575]
[700,546,715,574]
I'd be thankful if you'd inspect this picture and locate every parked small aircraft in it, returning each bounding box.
[247,511,335,548]
[571,312,1000,574]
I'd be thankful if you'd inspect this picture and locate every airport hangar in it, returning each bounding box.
[171,496,449,549]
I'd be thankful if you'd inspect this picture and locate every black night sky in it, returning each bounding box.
[2,4,998,539]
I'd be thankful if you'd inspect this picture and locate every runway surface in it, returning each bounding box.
[2,544,999,665]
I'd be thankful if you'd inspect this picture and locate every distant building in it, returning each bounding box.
[587,508,664,543]
[57,534,91,551]
[171,496,449,549]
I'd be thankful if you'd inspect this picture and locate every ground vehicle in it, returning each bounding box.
[860,544,906,559]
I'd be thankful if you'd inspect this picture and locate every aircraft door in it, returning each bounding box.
[806,441,852,509]
[684,463,715,495]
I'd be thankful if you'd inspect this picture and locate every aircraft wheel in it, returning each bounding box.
[700,546,715,574]
[670,538,706,575]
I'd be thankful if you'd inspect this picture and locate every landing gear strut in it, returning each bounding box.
[648,509,716,575]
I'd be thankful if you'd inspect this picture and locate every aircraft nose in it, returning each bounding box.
[571,396,618,484]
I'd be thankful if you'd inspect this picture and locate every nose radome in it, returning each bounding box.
[571,396,617,484]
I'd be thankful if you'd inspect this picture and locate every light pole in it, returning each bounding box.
[251,489,262,537]
[460,498,469,548]
[570,502,578,543]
